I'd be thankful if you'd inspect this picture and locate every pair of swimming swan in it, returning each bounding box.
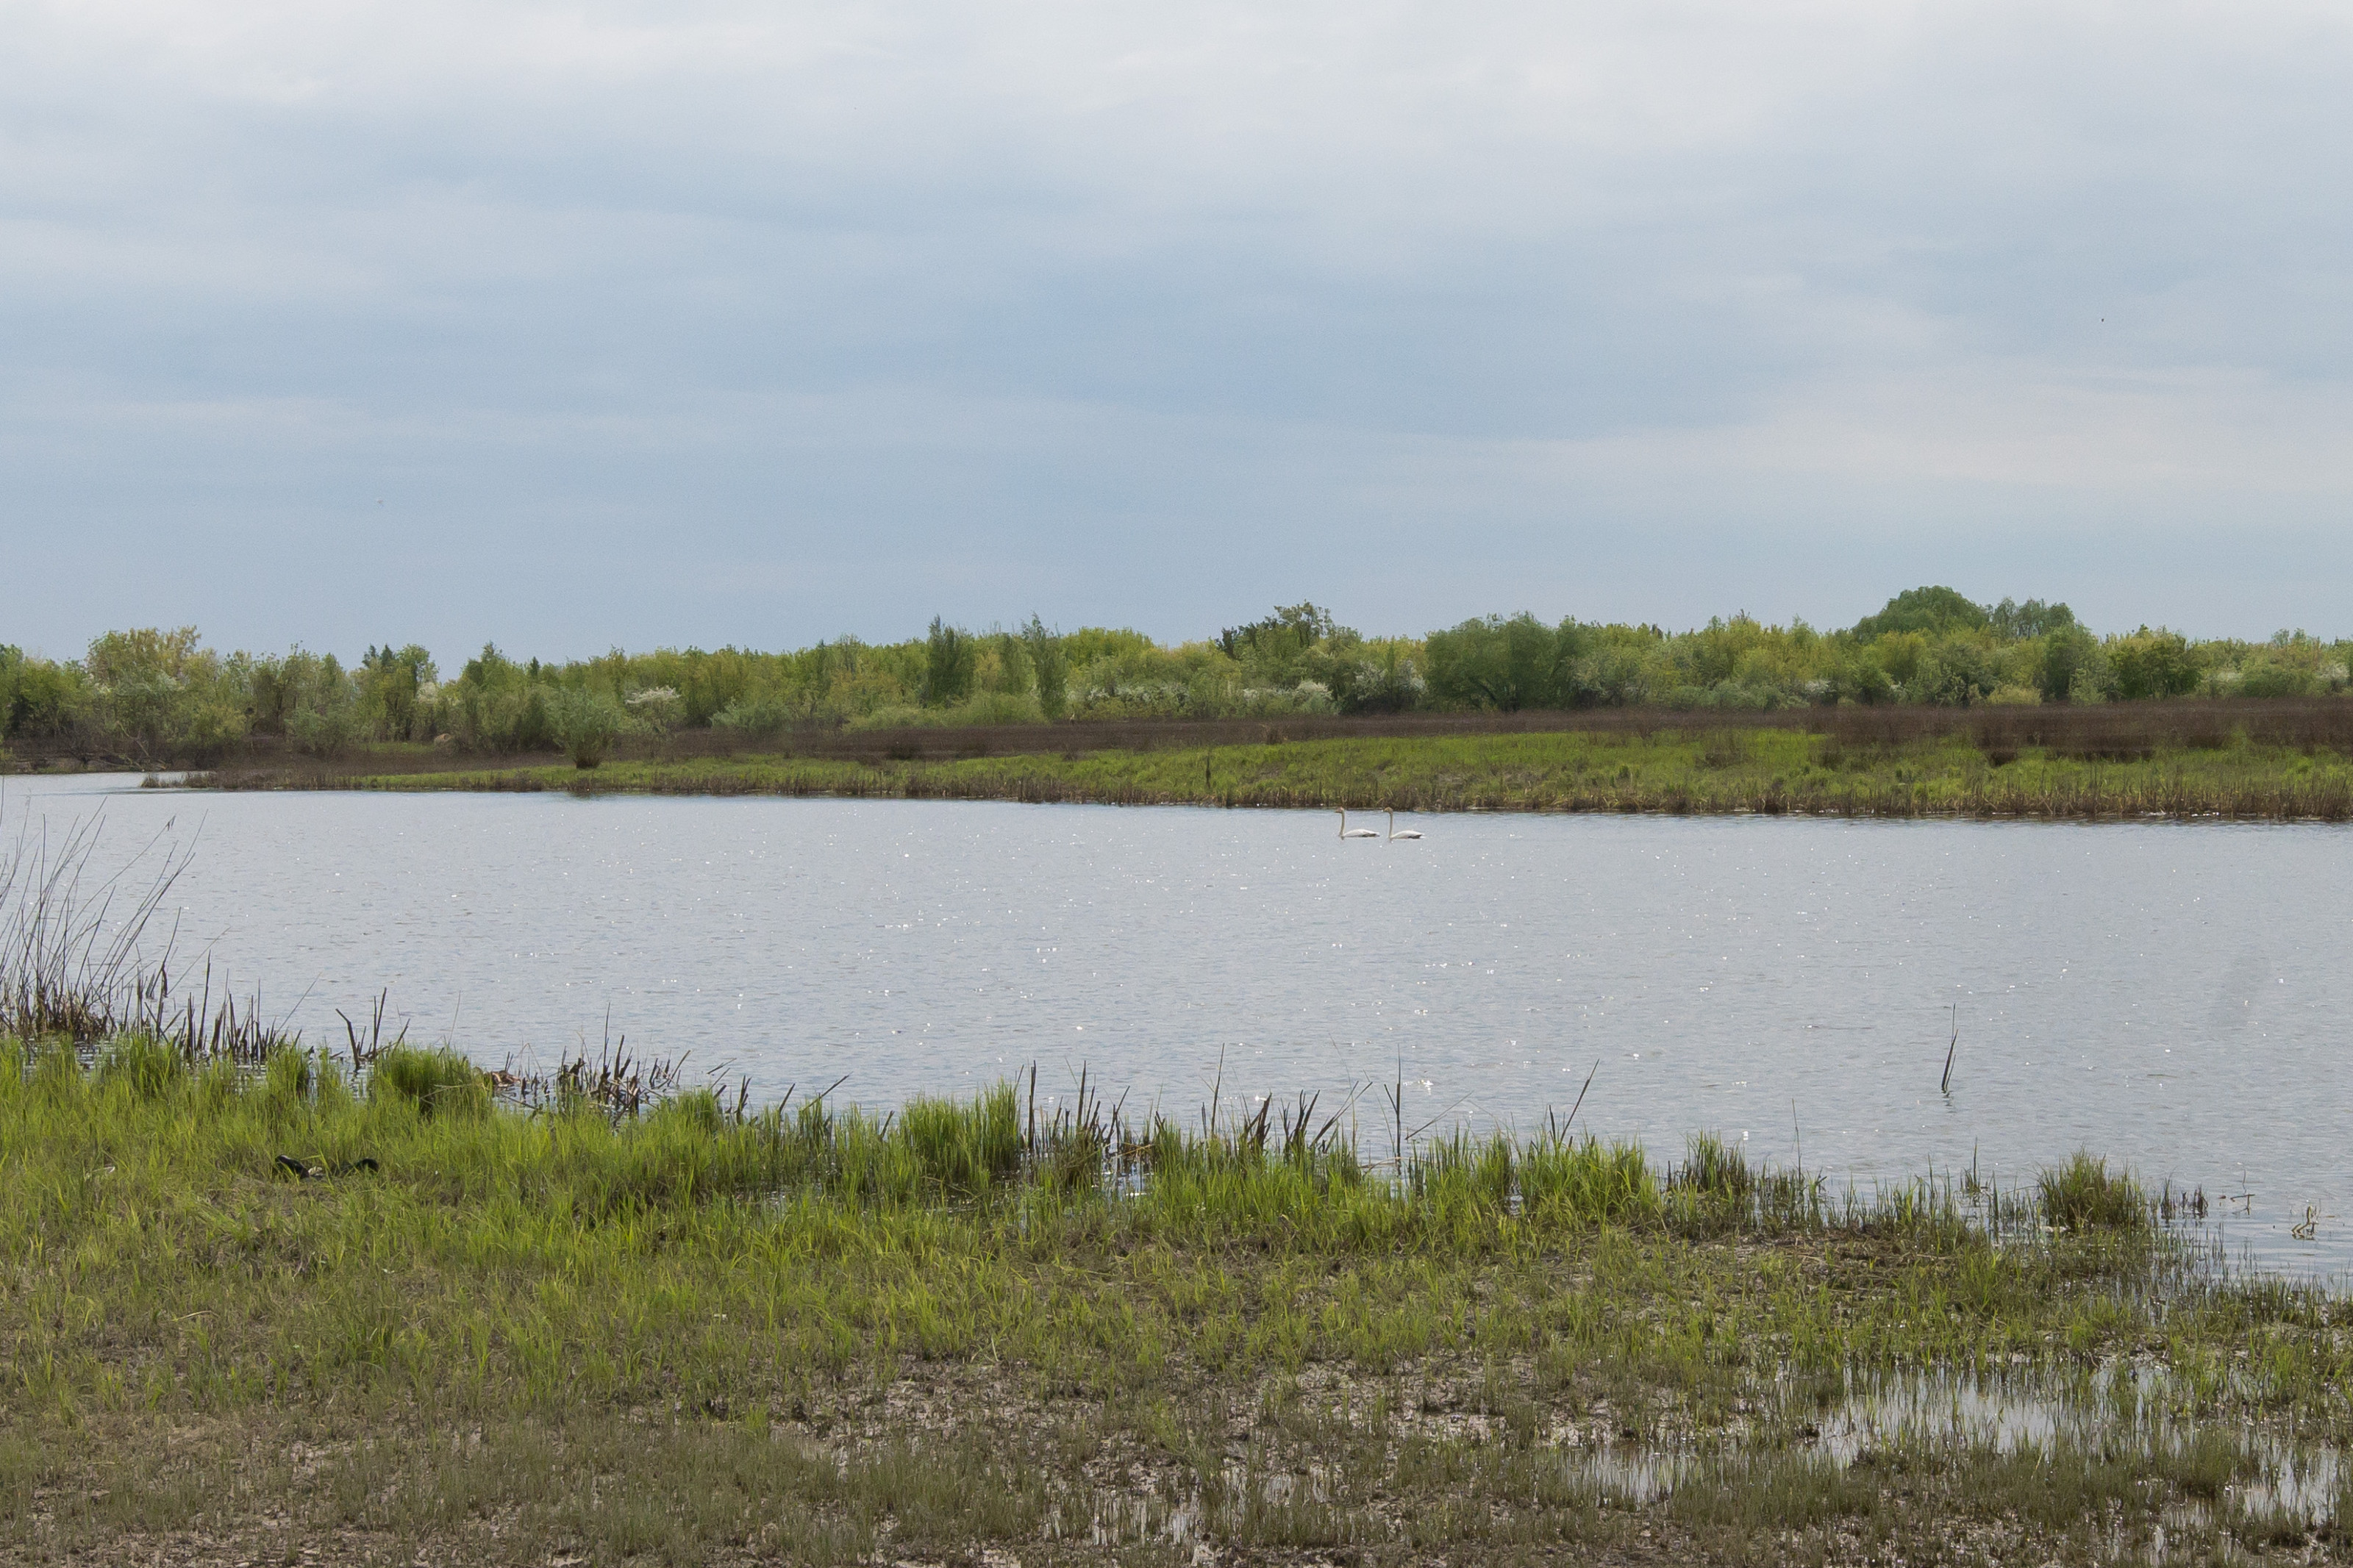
[1338,809,1421,840]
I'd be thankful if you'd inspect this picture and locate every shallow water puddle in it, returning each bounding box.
[1565,1364,2346,1528]
[1061,1361,2343,1556]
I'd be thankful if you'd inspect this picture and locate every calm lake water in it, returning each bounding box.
[7,771,2347,1273]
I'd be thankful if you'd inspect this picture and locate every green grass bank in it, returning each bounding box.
[200,723,2353,820]
[6,1037,2351,1565]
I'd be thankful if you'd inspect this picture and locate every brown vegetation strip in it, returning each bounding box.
[34,693,2353,777]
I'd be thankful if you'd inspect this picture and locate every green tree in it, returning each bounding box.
[2108,628,2200,700]
[449,645,554,753]
[1821,644,1897,705]
[2035,626,2100,703]
[1571,629,1667,707]
[1328,640,1424,713]
[1677,616,1774,690]
[360,644,438,740]
[921,618,976,707]
[0,654,86,741]
[1987,598,2077,639]
[247,648,363,753]
[1021,617,1068,720]
[1908,635,2001,706]
[285,652,362,756]
[82,626,246,759]
[546,686,625,767]
[1218,603,1335,684]
[0,645,19,741]
[980,630,1031,697]
[1851,587,1990,639]
[1424,615,1567,710]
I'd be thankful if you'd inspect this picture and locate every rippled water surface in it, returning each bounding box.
[9,772,2348,1271]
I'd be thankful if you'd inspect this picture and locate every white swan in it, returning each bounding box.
[1388,809,1422,840]
[1338,809,1379,840]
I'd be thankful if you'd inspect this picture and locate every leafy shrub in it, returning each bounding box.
[623,686,683,728]
[546,687,625,768]
[2109,629,2200,701]
[1909,638,2002,706]
[82,626,248,760]
[0,647,90,742]
[711,694,793,735]
[2236,661,2313,699]
[444,645,556,753]
[849,691,1044,730]
[2038,626,2102,701]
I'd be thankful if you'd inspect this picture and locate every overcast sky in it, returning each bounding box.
[5,0,2350,662]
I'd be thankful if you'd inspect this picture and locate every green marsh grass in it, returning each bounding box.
[368,1042,488,1118]
[2037,1149,2152,1232]
[6,1034,2350,1563]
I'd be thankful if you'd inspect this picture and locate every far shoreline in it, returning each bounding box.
[160,706,2353,823]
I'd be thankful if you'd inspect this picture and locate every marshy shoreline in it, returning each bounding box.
[7,1020,2352,1565]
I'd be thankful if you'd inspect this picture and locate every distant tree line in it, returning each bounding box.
[4,589,2348,764]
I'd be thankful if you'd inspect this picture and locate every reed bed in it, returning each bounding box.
[0,812,293,1059]
[0,1033,2060,1243]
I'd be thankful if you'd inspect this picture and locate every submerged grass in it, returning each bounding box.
[213,721,2353,820]
[7,1033,2353,1564]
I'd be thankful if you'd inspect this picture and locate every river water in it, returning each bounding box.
[7,771,2346,1273]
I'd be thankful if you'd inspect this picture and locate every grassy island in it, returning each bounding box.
[193,700,2353,821]
[6,1032,2351,1565]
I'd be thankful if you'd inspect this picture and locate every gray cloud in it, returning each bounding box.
[5,0,2351,660]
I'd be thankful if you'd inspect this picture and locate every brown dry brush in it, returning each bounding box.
[1821,694,2353,756]
[529,1037,688,1117]
[173,694,2353,784]
[840,693,2353,763]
